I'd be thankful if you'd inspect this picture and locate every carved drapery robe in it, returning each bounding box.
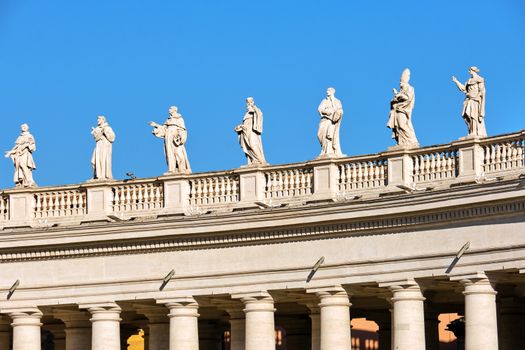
[152,115,191,173]
[8,131,36,187]
[237,105,266,165]
[387,85,418,146]
[91,123,115,180]
[317,96,343,156]
[459,75,487,137]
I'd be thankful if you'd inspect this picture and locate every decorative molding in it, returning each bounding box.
[0,198,523,263]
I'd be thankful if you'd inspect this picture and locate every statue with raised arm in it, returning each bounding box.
[452,66,487,138]
[387,68,419,148]
[149,106,191,174]
[317,87,344,157]
[235,97,267,166]
[91,115,115,180]
[5,123,37,187]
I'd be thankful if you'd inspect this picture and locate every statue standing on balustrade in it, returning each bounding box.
[317,87,344,157]
[149,106,191,174]
[5,123,37,187]
[235,97,267,166]
[91,115,115,180]
[387,68,419,148]
[452,66,487,138]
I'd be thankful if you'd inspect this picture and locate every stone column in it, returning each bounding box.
[389,281,426,350]
[308,286,351,350]
[498,297,525,350]
[225,307,246,350]
[0,316,11,350]
[86,304,122,350]
[8,308,43,350]
[164,297,200,350]
[45,324,66,350]
[307,306,321,350]
[54,310,92,350]
[199,321,222,350]
[234,292,276,350]
[136,306,170,350]
[461,275,499,350]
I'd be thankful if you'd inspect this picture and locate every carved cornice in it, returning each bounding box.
[0,192,523,263]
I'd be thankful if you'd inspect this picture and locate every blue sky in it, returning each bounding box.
[0,1,523,188]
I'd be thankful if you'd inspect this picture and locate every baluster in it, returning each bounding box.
[79,192,85,214]
[349,164,356,189]
[232,178,238,201]
[373,163,380,187]
[379,163,385,184]
[144,185,151,209]
[412,157,419,183]
[65,192,72,215]
[299,171,306,195]
[34,194,42,218]
[489,145,496,172]
[190,180,197,206]
[213,177,219,204]
[113,188,120,211]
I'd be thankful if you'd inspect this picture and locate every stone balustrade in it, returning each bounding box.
[0,130,523,228]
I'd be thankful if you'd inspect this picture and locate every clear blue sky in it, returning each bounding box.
[0,1,523,188]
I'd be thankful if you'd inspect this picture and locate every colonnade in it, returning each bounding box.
[0,273,505,350]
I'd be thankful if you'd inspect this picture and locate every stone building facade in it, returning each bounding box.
[0,131,524,350]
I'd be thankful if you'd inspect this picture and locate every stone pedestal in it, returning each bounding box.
[87,304,122,350]
[310,286,351,350]
[9,308,43,350]
[389,281,426,350]
[165,298,200,350]
[238,293,276,350]
[461,276,498,350]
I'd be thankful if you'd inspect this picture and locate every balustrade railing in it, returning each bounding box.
[189,174,239,206]
[338,158,387,191]
[0,195,8,221]
[34,189,87,218]
[264,167,313,199]
[0,130,522,226]
[482,135,525,174]
[112,182,163,212]
[412,147,458,183]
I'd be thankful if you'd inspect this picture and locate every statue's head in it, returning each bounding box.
[20,123,29,132]
[97,115,106,125]
[326,87,336,97]
[168,106,178,116]
[246,97,254,105]
[469,66,480,75]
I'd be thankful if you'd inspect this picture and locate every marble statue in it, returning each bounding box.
[235,97,267,165]
[387,68,419,148]
[5,123,37,187]
[317,87,343,157]
[91,115,115,180]
[149,106,191,174]
[452,66,487,138]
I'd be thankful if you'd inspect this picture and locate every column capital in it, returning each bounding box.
[381,279,426,302]
[83,303,122,323]
[5,308,43,327]
[158,297,200,318]
[459,273,497,296]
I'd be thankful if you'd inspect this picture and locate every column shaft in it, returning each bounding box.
[88,305,122,350]
[149,323,169,350]
[65,327,91,350]
[318,290,351,350]
[390,283,426,350]
[166,299,200,350]
[462,277,498,350]
[229,318,246,350]
[10,309,43,350]
[243,295,276,350]
[309,312,320,350]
